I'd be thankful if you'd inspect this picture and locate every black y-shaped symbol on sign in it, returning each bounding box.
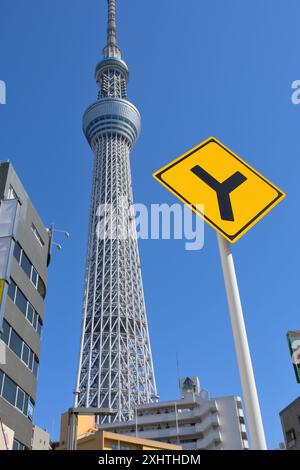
[190,166,247,221]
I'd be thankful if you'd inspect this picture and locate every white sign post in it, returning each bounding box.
[217,233,267,450]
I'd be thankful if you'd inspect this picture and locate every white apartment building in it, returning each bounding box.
[31,425,51,450]
[102,377,249,450]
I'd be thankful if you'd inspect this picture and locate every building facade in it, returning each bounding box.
[31,425,51,450]
[58,413,181,451]
[0,162,50,449]
[75,0,157,422]
[280,396,300,450]
[101,377,249,450]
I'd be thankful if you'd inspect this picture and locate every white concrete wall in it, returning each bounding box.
[215,397,245,450]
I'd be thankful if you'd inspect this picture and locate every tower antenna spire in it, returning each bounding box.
[104,0,121,59]
[107,0,117,47]
[77,0,157,422]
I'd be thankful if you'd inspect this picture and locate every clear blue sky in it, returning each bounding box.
[0,0,299,449]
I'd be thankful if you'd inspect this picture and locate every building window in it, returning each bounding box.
[16,388,25,412]
[22,343,30,365]
[0,369,4,394]
[2,320,39,376]
[9,329,22,357]
[33,357,39,378]
[13,242,46,299]
[27,401,34,421]
[27,303,34,324]
[8,278,43,336]
[31,224,44,247]
[13,242,22,263]
[2,374,17,406]
[7,185,18,201]
[2,319,10,344]
[286,428,296,442]
[12,439,25,451]
[37,276,46,299]
[111,444,132,450]
[37,319,42,337]
[23,394,29,417]
[0,371,34,419]
[15,289,27,317]
[8,279,16,302]
[286,428,296,447]
[31,268,38,288]
[20,252,32,278]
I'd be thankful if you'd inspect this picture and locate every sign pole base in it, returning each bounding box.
[217,233,267,450]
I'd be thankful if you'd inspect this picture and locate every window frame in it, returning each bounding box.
[2,374,17,407]
[8,280,17,303]
[3,320,39,374]
[0,371,34,419]
[0,370,4,395]
[20,251,32,279]
[13,242,46,298]
[31,223,45,248]
[16,387,25,412]
[15,288,28,317]
[21,343,30,367]
[9,328,23,358]
[8,278,43,336]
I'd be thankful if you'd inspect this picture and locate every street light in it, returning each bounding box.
[47,224,70,265]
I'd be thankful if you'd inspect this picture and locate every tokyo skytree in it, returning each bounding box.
[75,0,157,423]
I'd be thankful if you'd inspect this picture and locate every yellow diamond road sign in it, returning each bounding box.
[153,137,285,243]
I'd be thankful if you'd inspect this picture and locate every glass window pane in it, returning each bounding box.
[2,375,17,406]
[27,304,34,324]
[13,438,25,451]
[15,289,27,316]
[22,344,29,366]
[2,319,10,345]
[8,185,18,200]
[33,311,38,330]
[8,280,16,302]
[13,243,22,263]
[31,268,38,287]
[28,350,34,370]
[16,388,25,412]
[31,224,44,247]
[33,358,39,378]
[21,252,32,278]
[10,329,22,358]
[37,276,46,299]
[27,401,34,421]
[23,394,28,417]
[0,369,3,393]
[12,440,19,450]
[37,319,42,337]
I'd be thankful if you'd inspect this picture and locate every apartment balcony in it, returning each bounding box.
[135,399,218,427]
[196,429,223,450]
[132,412,220,442]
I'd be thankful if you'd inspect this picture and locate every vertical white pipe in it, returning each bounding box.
[217,234,267,450]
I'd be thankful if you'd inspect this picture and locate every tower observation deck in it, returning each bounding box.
[75,0,157,423]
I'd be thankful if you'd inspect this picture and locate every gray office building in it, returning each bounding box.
[280,396,300,450]
[0,162,50,450]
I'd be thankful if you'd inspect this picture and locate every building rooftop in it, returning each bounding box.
[279,395,300,415]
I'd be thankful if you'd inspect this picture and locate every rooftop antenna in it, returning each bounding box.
[176,352,182,397]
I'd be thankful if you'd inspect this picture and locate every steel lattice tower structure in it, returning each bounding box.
[75,0,157,423]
